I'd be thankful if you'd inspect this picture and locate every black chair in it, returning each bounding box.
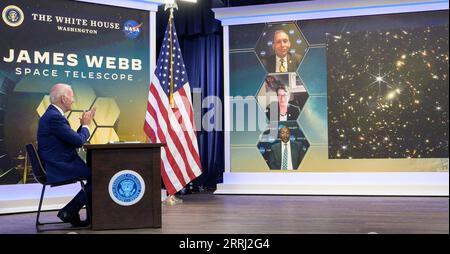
[25,143,91,232]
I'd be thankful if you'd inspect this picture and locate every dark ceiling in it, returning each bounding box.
[214,0,307,7]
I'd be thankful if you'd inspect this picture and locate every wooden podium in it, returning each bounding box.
[84,143,164,230]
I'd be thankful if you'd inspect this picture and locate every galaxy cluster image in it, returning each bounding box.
[328,25,449,159]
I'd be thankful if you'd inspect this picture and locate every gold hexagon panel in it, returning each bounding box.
[67,111,97,135]
[90,127,120,144]
[36,95,69,117]
[92,97,120,126]
[71,83,97,111]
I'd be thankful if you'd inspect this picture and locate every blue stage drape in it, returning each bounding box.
[155,0,303,191]
[180,35,224,189]
[156,1,224,190]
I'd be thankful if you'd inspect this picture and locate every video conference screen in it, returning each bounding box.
[228,10,449,172]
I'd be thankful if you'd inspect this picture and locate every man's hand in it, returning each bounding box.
[90,107,96,119]
[80,107,96,126]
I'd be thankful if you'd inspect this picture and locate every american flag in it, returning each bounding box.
[144,17,202,195]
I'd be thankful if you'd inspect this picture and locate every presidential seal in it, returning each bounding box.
[2,5,24,27]
[108,170,145,206]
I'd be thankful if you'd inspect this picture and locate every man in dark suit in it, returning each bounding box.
[268,126,304,170]
[265,85,301,122]
[261,30,301,73]
[37,83,96,227]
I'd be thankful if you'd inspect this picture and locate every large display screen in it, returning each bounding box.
[228,10,449,172]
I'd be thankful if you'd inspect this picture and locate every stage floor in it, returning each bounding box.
[0,193,448,234]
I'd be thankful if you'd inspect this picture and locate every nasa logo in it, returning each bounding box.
[109,170,145,206]
[2,5,24,27]
[123,20,142,39]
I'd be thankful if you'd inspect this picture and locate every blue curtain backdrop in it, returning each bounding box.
[156,1,224,190]
[155,0,303,191]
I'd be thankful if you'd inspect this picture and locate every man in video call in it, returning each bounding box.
[261,30,302,73]
[268,126,304,170]
[266,84,301,122]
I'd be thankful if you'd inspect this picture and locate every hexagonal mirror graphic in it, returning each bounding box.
[256,73,309,123]
[90,127,119,144]
[297,47,327,95]
[36,95,69,117]
[71,83,96,111]
[230,51,266,97]
[257,121,310,170]
[92,97,120,126]
[67,111,96,138]
[255,22,309,73]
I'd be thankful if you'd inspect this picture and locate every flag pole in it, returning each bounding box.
[163,2,183,206]
[167,3,176,109]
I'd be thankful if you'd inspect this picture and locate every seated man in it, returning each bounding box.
[37,83,95,227]
[268,126,304,170]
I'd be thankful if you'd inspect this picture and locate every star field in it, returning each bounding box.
[327,26,449,159]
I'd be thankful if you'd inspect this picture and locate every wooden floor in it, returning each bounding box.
[0,194,448,234]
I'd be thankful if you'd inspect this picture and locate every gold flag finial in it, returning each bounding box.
[164,2,178,11]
